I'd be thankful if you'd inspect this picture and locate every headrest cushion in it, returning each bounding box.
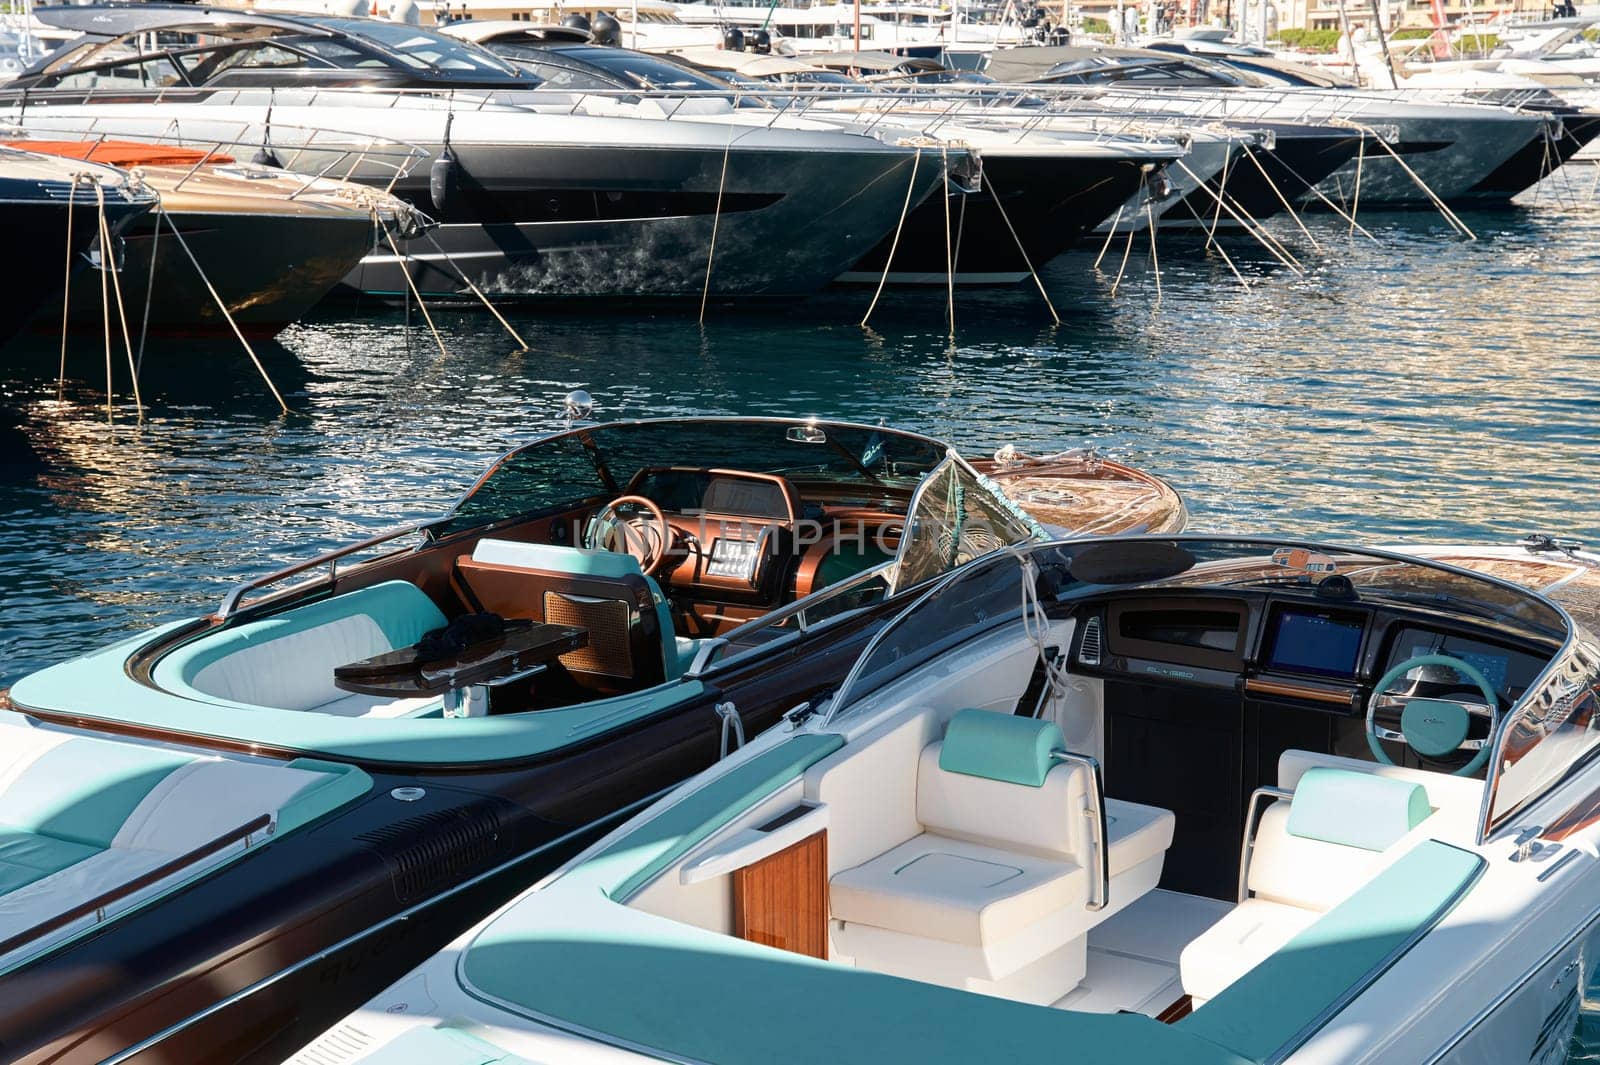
[1287,767,1431,852]
[938,709,1066,788]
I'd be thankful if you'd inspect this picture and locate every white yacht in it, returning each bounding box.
[292,535,1600,1065]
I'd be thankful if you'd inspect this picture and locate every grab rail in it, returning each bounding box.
[1051,749,1109,911]
[215,521,434,620]
[0,813,272,962]
[1238,785,1295,904]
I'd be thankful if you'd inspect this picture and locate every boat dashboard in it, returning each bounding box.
[1067,585,1554,748]
[611,466,900,627]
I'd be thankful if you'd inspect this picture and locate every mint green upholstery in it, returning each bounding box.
[1399,699,1472,758]
[1286,768,1431,852]
[472,540,647,581]
[0,830,101,895]
[937,709,1066,787]
[1,742,188,849]
[276,759,375,835]
[601,734,844,902]
[1179,840,1484,1062]
[11,628,708,767]
[457,738,1248,1065]
[153,580,448,701]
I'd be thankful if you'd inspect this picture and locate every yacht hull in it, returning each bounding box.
[348,141,941,300]
[0,194,152,348]
[1163,127,1363,228]
[1313,110,1549,207]
[58,209,374,339]
[841,153,1164,285]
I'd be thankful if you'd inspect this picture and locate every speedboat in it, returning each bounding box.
[4,7,950,302]
[1,137,426,339]
[0,146,156,348]
[0,416,1183,1064]
[294,534,1600,1064]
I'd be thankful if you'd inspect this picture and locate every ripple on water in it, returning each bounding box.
[0,174,1598,684]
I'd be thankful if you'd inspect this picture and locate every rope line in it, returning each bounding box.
[165,212,290,413]
[860,147,923,328]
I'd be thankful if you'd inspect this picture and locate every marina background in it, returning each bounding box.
[0,170,1596,686]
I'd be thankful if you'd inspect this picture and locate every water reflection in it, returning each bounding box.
[0,172,1596,684]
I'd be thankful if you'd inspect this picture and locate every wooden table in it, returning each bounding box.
[334,622,588,716]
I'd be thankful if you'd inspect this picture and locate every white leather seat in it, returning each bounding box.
[831,813,1089,950]
[1180,760,1446,1005]
[830,710,1173,1006]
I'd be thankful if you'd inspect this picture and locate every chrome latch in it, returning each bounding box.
[1510,825,1558,863]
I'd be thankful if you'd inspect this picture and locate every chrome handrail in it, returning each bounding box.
[1051,749,1110,911]
[1238,784,1295,903]
[215,520,434,620]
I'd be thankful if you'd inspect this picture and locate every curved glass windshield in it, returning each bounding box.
[437,420,949,536]
[830,537,1571,724]
[309,18,525,75]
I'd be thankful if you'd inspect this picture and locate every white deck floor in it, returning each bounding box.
[1052,889,1231,1017]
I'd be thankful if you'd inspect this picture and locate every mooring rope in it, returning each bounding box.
[985,177,1060,324]
[1145,200,1163,304]
[1173,159,1304,276]
[95,183,143,419]
[1241,143,1322,253]
[419,228,528,352]
[1269,147,1378,242]
[135,191,161,375]
[1177,159,1299,273]
[164,210,290,413]
[1177,195,1249,289]
[95,184,113,418]
[699,114,737,326]
[58,173,83,401]
[1350,131,1365,239]
[1093,205,1124,271]
[860,146,923,328]
[381,221,448,359]
[941,143,955,338]
[1110,219,1135,299]
[1337,120,1475,240]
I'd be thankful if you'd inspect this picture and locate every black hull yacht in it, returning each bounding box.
[0,148,156,348]
[6,8,950,302]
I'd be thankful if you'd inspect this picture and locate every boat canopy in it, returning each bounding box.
[828,535,1600,842]
[438,417,954,536]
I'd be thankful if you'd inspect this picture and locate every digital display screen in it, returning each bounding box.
[702,477,788,520]
[1268,609,1365,678]
[1406,642,1510,693]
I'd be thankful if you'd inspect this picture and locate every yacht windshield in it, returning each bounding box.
[309,18,524,75]
[438,419,950,535]
[832,537,1573,722]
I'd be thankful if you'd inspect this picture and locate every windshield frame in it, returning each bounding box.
[819,533,1588,845]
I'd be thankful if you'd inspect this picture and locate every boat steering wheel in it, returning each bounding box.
[585,494,673,575]
[1365,653,1502,777]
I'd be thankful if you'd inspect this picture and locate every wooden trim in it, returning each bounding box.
[1244,677,1355,707]
[1155,994,1194,1024]
[0,813,271,959]
[732,829,827,959]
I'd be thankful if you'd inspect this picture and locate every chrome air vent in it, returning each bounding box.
[355,803,503,903]
[1079,615,1103,667]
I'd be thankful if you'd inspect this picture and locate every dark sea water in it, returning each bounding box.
[1,170,1597,686]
